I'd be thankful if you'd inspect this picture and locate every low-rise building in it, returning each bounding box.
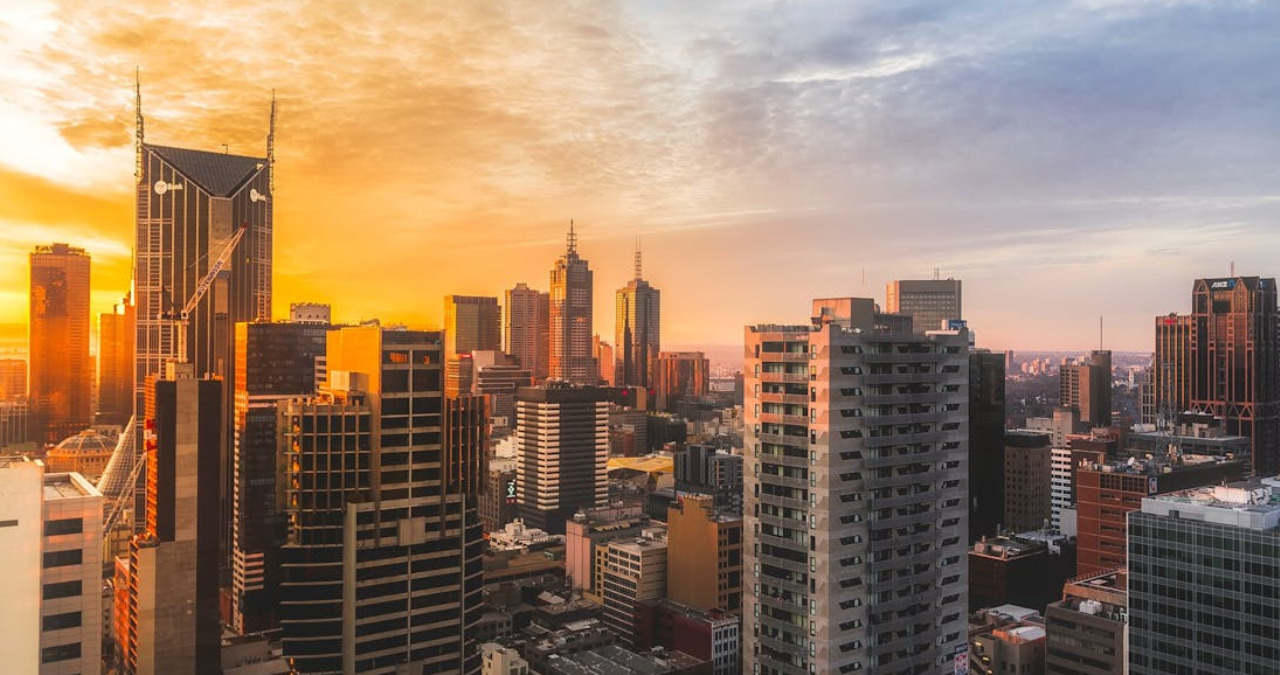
[1045,568,1126,675]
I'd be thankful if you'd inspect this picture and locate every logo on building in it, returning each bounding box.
[153,180,184,194]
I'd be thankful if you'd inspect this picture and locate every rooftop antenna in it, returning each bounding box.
[567,219,577,254]
[933,267,941,281]
[634,236,643,279]
[1230,260,1235,277]
[221,143,229,154]
[134,67,144,185]
[1099,316,1103,351]
[267,89,276,194]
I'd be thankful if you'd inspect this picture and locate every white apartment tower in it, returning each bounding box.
[744,298,969,675]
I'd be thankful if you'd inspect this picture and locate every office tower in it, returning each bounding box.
[132,99,274,548]
[548,225,595,384]
[614,249,660,388]
[1003,431,1051,533]
[1059,351,1112,427]
[656,351,709,412]
[478,455,518,533]
[1152,277,1279,475]
[445,353,475,399]
[601,530,668,648]
[277,326,485,674]
[1128,479,1280,674]
[745,298,969,675]
[666,495,743,613]
[0,458,105,675]
[673,444,743,516]
[471,350,532,430]
[0,357,27,400]
[504,283,549,382]
[968,532,1073,612]
[1044,568,1126,675]
[123,364,222,675]
[98,295,135,426]
[514,385,608,534]
[885,278,962,334]
[1075,455,1246,576]
[1049,447,1075,535]
[1,399,30,450]
[288,302,330,324]
[593,336,614,386]
[969,349,1006,541]
[444,295,501,362]
[229,321,330,634]
[29,243,92,444]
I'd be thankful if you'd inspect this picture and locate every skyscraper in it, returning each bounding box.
[514,384,608,534]
[745,298,969,675]
[229,321,331,634]
[614,248,660,388]
[0,357,26,401]
[1060,350,1112,427]
[656,351,709,412]
[29,243,92,444]
[131,89,274,543]
[443,295,501,361]
[1151,277,1280,474]
[549,224,594,384]
[969,349,1006,541]
[885,278,962,335]
[277,326,486,674]
[1128,479,1280,674]
[97,294,135,427]
[123,364,223,675]
[504,283,549,381]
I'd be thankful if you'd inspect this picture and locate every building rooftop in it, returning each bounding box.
[1084,454,1241,476]
[1142,477,1280,531]
[970,535,1049,561]
[547,644,704,674]
[42,472,100,500]
[148,144,265,197]
[50,429,116,456]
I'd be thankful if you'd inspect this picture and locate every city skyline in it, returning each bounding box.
[3,2,1280,353]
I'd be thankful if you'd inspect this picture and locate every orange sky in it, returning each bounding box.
[4,1,1280,358]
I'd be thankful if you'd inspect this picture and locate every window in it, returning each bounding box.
[42,612,81,632]
[41,643,80,664]
[42,550,81,568]
[44,518,83,537]
[43,581,81,600]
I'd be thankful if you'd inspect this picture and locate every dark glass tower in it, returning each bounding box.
[549,224,594,384]
[969,349,1006,542]
[614,248,660,389]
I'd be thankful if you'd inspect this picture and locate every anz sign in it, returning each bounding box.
[1208,279,1237,291]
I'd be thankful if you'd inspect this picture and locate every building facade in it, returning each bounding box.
[0,357,26,401]
[744,298,970,675]
[885,278,962,335]
[514,385,608,534]
[666,495,742,614]
[445,296,502,362]
[1059,351,1112,427]
[656,351,709,412]
[1129,480,1280,674]
[1044,568,1126,675]
[504,283,549,382]
[601,531,668,648]
[969,349,1006,542]
[97,295,135,427]
[548,226,595,384]
[1003,431,1052,533]
[614,253,660,389]
[29,244,92,444]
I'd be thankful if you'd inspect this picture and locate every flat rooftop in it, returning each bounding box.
[42,472,100,500]
[1142,477,1280,531]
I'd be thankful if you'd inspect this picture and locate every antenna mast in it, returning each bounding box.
[134,68,144,185]
[634,236,643,279]
[567,220,577,254]
[267,89,276,194]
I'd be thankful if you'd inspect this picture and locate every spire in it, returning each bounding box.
[267,89,276,194]
[634,236,643,280]
[134,67,144,185]
[567,219,577,255]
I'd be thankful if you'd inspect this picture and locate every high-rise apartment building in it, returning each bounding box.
[0,458,104,675]
[666,495,742,614]
[277,326,486,674]
[1129,479,1280,674]
[123,364,223,675]
[745,298,969,675]
[29,244,92,444]
[548,225,595,384]
[656,351,710,412]
[969,349,1006,541]
[1059,351,1112,427]
[97,295,135,427]
[1151,277,1280,475]
[230,321,331,634]
[614,251,660,388]
[1003,431,1051,533]
[0,357,27,400]
[131,106,274,544]
[514,385,608,534]
[504,283,549,382]
[885,278,962,335]
[1075,455,1246,576]
[444,296,501,362]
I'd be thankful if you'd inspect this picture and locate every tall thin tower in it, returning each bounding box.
[614,240,660,388]
[549,222,595,384]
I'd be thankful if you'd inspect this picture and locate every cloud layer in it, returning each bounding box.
[2,0,1279,354]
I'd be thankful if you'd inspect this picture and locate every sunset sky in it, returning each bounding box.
[3,0,1280,362]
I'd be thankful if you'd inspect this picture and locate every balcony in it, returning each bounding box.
[761,371,808,384]
[759,472,810,490]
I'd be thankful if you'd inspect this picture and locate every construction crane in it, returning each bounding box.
[161,222,249,364]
